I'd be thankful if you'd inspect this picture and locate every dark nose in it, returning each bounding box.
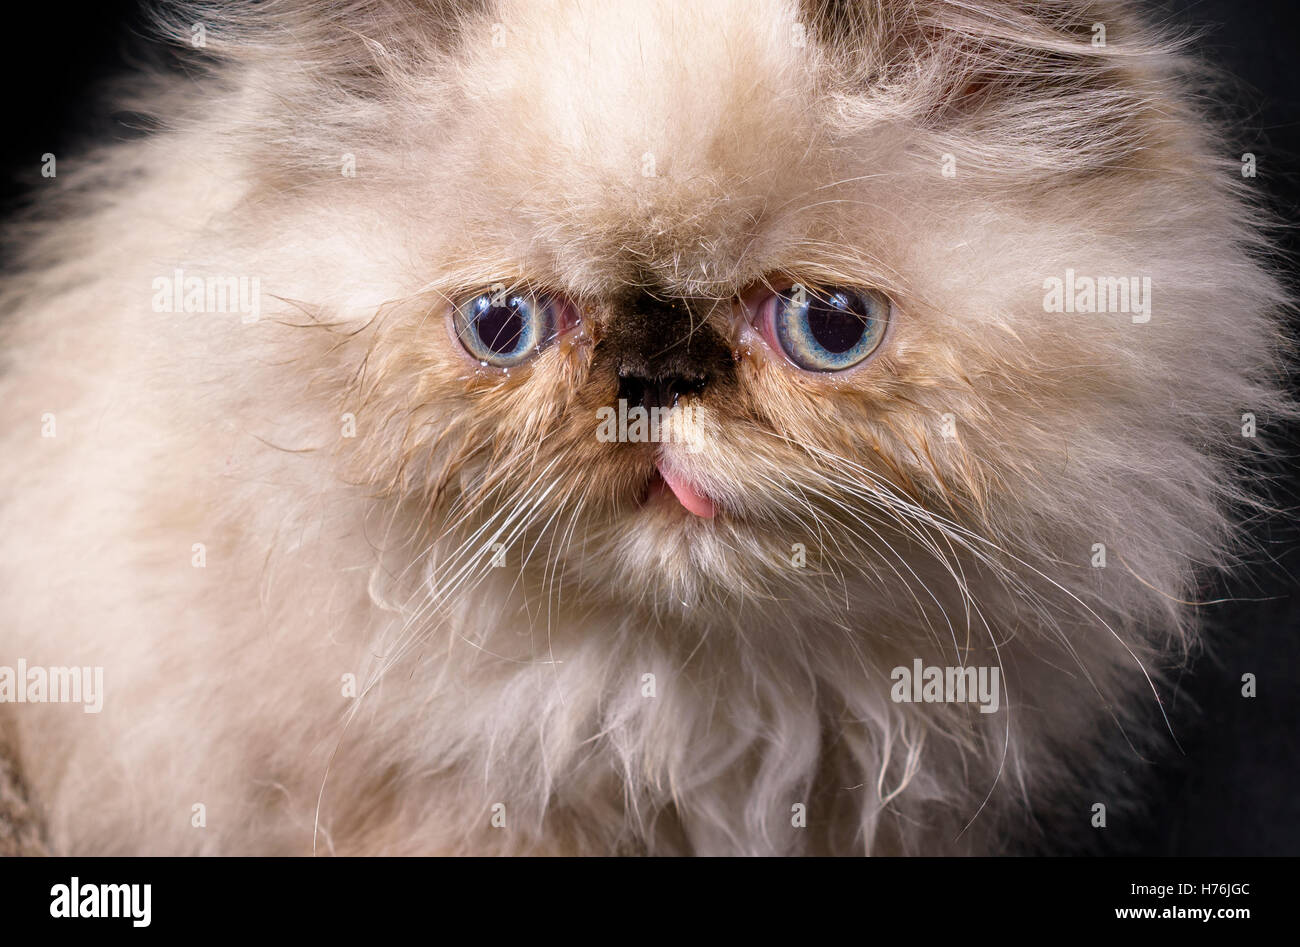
[600,291,733,409]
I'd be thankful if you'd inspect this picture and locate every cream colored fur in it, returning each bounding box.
[0,0,1291,854]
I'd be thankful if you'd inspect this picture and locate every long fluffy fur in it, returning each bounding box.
[0,0,1292,854]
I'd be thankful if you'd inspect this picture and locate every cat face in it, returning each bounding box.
[344,1,918,611]
[312,0,1279,626]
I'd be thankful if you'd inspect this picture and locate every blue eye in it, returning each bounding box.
[764,285,889,372]
[452,290,563,366]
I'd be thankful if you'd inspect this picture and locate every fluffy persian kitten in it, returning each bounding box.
[0,0,1291,855]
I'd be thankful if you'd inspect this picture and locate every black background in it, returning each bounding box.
[1,1,1296,856]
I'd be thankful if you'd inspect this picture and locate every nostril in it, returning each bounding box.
[663,374,706,407]
[674,374,707,399]
[616,371,645,408]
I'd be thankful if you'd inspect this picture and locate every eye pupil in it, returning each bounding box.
[805,293,866,354]
[475,296,526,355]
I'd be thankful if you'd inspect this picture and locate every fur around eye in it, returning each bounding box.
[754,285,889,372]
[451,289,574,367]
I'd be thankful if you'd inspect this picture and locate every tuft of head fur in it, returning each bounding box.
[0,0,1292,854]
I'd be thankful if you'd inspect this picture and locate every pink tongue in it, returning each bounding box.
[657,465,716,518]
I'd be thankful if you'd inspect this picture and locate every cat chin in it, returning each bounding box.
[561,517,799,619]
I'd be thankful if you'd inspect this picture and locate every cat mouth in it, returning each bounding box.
[642,462,716,519]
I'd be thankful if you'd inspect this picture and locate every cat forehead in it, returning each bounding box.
[457,0,828,164]
[441,0,877,287]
